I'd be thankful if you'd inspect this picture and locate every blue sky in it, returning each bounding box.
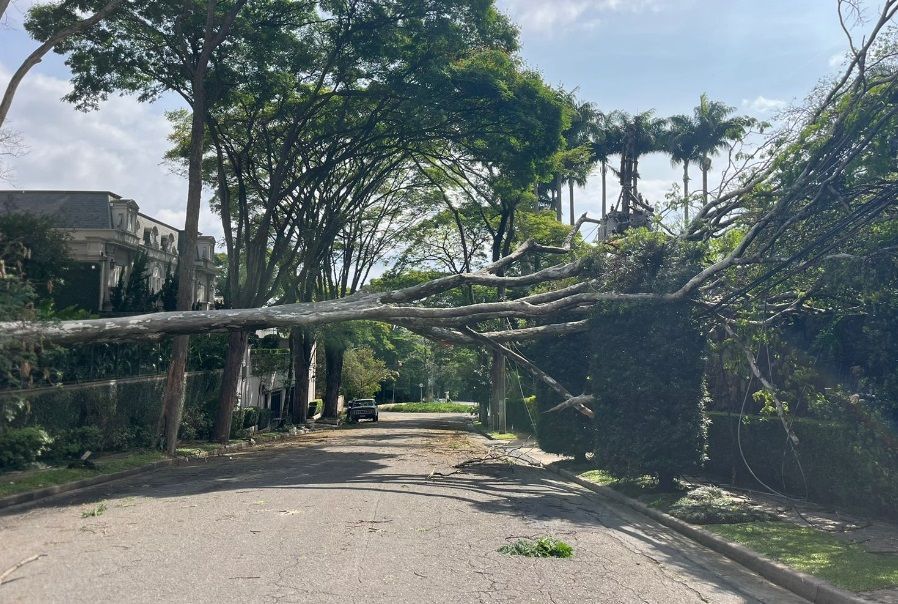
[0,0,865,238]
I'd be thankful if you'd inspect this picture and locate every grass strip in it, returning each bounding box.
[380,402,474,413]
[0,451,166,499]
[709,522,898,592]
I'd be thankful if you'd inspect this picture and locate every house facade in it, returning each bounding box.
[0,190,217,312]
[237,330,318,420]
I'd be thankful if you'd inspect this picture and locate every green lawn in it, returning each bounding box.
[174,442,224,457]
[379,402,474,413]
[574,468,898,592]
[0,451,166,499]
[709,522,898,592]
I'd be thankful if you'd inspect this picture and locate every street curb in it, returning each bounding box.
[549,466,869,604]
[0,458,176,510]
[0,429,315,511]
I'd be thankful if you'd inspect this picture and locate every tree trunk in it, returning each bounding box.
[160,69,207,455]
[490,349,506,432]
[683,160,690,225]
[291,328,314,424]
[160,338,188,452]
[212,329,248,442]
[554,173,563,221]
[601,161,607,218]
[702,156,709,206]
[323,344,344,419]
[568,179,575,226]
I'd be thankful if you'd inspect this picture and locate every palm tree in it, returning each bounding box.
[559,95,602,224]
[590,112,620,218]
[692,94,755,206]
[665,114,701,224]
[609,110,667,214]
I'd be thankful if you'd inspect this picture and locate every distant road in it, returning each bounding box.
[0,413,803,603]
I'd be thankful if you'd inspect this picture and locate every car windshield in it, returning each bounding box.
[354,400,375,407]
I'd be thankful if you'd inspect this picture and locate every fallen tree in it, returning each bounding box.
[3,1,898,430]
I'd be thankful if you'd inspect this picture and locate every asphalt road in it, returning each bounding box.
[0,413,805,603]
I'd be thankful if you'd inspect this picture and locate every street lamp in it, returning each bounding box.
[418,383,424,402]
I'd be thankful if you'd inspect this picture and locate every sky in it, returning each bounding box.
[0,0,868,241]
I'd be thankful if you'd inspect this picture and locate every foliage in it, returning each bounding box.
[665,486,777,524]
[44,426,103,462]
[590,300,708,487]
[341,347,393,401]
[506,395,537,434]
[81,502,107,518]
[706,412,898,520]
[2,371,221,458]
[527,323,593,459]
[0,427,52,470]
[708,522,898,592]
[0,212,71,301]
[379,402,473,413]
[109,251,157,312]
[498,537,573,558]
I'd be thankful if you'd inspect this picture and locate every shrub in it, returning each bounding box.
[45,426,103,461]
[590,301,708,489]
[242,407,260,429]
[258,408,272,429]
[0,427,53,469]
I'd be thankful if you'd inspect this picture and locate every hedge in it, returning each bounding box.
[706,411,898,519]
[2,371,221,456]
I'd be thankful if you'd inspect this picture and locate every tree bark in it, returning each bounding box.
[291,327,314,424]
[160,67,206,454]
[159,0,246,455]
[489,350,506,432]
[568,179,575,226]
[323,344,344,419]
[702,156,710,206]
[601,161,607,218]
[683,160,690,225]
[554,173,563,221]
[213,329,248,442]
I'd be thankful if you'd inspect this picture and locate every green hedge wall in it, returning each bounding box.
[4,371,221,452]
[706,411,898,519]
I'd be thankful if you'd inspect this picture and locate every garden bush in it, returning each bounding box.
[0,427,53,469]
[45,426,103,461]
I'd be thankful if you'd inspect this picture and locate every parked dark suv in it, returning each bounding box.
[346,399,378,423]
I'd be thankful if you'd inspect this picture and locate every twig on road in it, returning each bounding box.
[0,554,46,587]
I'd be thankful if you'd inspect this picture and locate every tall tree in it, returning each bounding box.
[608,110,667,215]
[692,93,755,206]
[665,114,702,225]
[560,96,601,225]
[30,0,255,452]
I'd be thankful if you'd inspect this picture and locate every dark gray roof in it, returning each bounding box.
[0,191,120,229]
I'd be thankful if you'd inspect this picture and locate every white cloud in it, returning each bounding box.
[0,64,222,241]
[496,0,666,35]
[742,95,787,114]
